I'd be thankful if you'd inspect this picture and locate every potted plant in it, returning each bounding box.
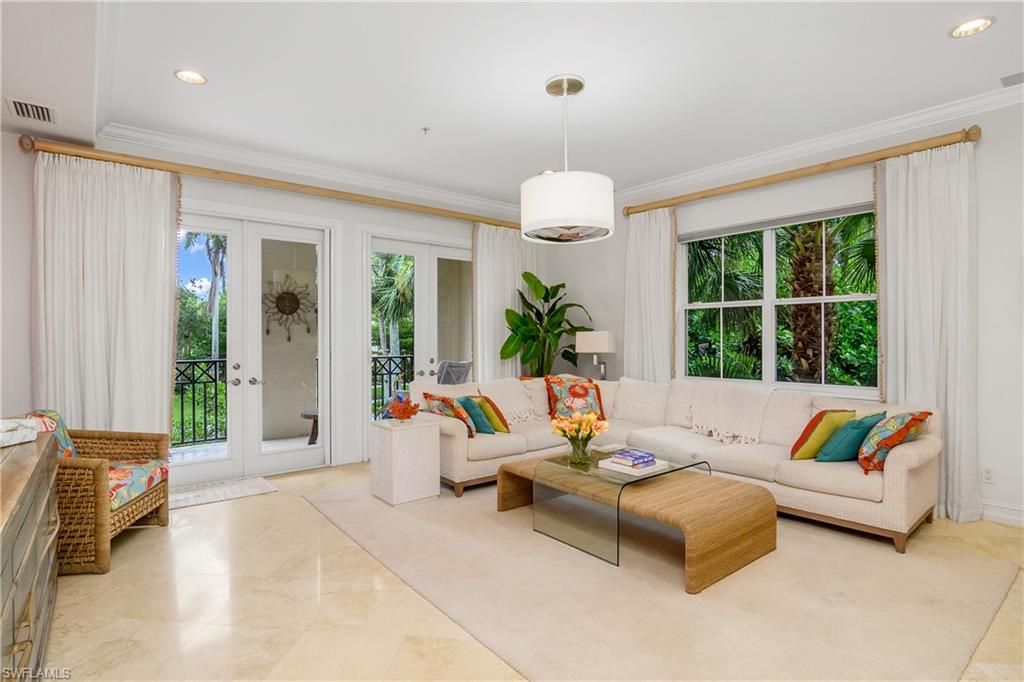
[500,272,593,377]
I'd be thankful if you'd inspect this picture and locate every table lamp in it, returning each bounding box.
[575,331,616,380]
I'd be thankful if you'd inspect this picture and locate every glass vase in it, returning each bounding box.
[568,440,592,467]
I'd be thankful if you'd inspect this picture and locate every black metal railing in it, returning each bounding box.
[173,358,228,446]
[371,354,414,419]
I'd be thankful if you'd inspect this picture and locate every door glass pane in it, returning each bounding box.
[436,258,473,383]
[172,230,228,462]
[261,239,319,452]
[687,309,720,377]
[776,303,823,383]
[776,222,824,298]
[723,306,761,380]
[370,251,415,419]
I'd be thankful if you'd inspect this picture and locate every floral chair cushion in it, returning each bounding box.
[21,409,79,458]
[108,459,168,511]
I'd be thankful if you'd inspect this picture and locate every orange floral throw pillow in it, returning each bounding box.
[544,375,605,420]
[858,411,932,473]
[423,392,476,438]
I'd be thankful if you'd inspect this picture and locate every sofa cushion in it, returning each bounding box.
[520,378,552,420]
[817,396,942,438]
[693,442,790,482]
[108,458,168,511]
[626,426,724,464]
[775,460,884,502]
[509,418,565,451]
[759,390,815,446]
[791,410,855,460]
[593,419,655,448]
[664,379,699,428]
[545,375,606,419]
[409,380,478,410]
[423,392,475,437]
[816,412,886,462]
[466,433,529,461]
[859,411,932,473]
[595,380,618,416]
[612,377,669,425]
[22,409,79,458]
[690,382,773,443]
[478,378,539,425]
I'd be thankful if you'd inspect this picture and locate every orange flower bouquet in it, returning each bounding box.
[552,411,609,466]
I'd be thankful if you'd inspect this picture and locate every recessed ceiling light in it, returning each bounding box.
[949,17,994,39]
[174,69,207,85]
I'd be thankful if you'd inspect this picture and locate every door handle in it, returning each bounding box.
[232,362,241,370]
[230,378,241,386]
[249,377,264,385]
[429,370,436,376]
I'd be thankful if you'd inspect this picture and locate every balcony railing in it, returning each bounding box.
[371,354,414,419]
[173,358,227,446]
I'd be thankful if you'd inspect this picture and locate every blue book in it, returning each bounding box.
[612,448,656,463]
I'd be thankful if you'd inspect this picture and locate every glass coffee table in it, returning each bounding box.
[532,454,711,565]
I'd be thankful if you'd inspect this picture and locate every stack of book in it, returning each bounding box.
[598,448,668,476]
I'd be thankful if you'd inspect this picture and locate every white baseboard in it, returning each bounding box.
[982,500,1024,527]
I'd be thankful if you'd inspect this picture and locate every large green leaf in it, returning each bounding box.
[505,308,528,330]
[517,291,544,322]
[521,271,547,300]
[521,340,542,364]
[560,348,579,365]
[499,334,522,360]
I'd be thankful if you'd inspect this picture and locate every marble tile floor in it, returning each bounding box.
[45,464,1021,681]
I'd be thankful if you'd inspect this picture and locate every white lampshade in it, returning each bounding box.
[520,171,615,244]
[575,330,617,354]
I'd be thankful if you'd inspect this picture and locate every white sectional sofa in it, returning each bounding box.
[408,376,940,551]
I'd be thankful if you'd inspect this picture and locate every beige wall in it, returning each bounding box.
[1,131,35,415]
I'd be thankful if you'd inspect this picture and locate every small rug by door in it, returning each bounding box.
[170,477,277,509]
[306,483,1018,681]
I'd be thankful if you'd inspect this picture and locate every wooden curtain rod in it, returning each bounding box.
[18,135,520,230]
[622,125,982,216]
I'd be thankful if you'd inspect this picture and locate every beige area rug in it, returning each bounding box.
[306,483,1018,681]
[169,477,276,509]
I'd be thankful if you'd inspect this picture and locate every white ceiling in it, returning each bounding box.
[3,3,1022,205]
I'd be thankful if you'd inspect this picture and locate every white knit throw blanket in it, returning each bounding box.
[691,382,772,444]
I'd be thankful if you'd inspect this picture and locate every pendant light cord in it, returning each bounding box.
[562,79,569,172]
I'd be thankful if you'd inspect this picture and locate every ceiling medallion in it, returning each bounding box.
[520,74,615,244]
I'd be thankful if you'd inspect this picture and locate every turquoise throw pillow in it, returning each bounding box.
[456,396,494,435]
[816,412,887,462]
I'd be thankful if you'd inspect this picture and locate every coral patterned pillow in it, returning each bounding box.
[858,411,932,473]
[21,409,79,458]
[544,375,605,420]
[423,392,476,438]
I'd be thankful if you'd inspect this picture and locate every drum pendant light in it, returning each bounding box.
[520,75,615,244]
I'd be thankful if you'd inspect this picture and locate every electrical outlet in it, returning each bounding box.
[982,467,994,484]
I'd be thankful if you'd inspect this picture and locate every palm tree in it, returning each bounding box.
[182,233,227,358]
[370,253,415,355]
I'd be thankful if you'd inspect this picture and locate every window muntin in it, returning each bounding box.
[681,210,878,389]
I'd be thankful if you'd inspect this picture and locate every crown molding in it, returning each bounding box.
[96,122,520,220]
[616,84,1024,205]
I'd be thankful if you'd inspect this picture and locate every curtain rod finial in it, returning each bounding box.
[966,125,982,142]
[18,135,35,153]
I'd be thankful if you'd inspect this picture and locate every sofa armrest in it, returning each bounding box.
[68,430,169,461]
[409,413,467,439]
[883,434,941,471]
[56,457,112,572]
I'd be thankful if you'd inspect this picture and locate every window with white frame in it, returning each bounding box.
[680,207,878,389]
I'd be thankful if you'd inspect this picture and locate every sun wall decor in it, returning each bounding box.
[263,273,316,341]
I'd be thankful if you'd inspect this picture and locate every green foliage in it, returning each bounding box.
[177,284,227,359]
[371,253,415,355]
[500,272,593,377]
[686,211,878,387]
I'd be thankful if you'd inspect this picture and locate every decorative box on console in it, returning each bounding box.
[370,419,440,505]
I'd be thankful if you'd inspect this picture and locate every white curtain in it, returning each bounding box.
[877,142,981,522]
[623,208,676,382]
[34,152,178,432]
[473,223,537,381]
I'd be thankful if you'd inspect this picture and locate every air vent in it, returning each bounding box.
[1001,72,1024,88]
[5,98,59,124]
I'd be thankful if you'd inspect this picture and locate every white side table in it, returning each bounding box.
[370,419,440,505]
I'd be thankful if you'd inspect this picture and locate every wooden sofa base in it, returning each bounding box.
[441,475,496,498]
[777,505,934,553]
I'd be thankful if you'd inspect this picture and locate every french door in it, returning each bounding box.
[172,215,330,486]
[369,238,472,417]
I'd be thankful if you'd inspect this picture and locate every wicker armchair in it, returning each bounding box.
[56,430,169,575]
